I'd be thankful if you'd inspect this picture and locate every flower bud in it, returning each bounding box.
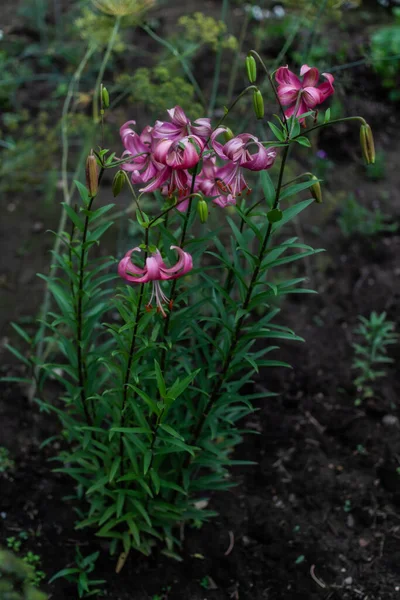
[197,199,208,223]
[310,175,322,203]
[360,123,375,165]
[85,151,98,197]
[101,85,110,109]
[245,55,257,83]
[252,89,264,120]
[223,128,234,143]
[112,170,126,197]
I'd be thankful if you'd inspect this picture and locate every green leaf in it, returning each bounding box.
[271,199,314,233]
[74,180,90,205]
[268,121,285,141]
[49,568,81,583]
[294,136,311,147]
[159,423,185,441]
[11,322,32,344]
[267,209,283,223]
[324,108,331,123]
[154,360,167,398]
[61,202,85,231]
[126,517,141,546]
[260,170,276,208]
[143,450,152,475]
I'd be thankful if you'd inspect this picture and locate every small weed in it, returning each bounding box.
[49,547,106,598]
[343,499,352,513]
[0,447,15,473]
[23,551,46,587]
[338,194,397,238]
[352,312,398,404]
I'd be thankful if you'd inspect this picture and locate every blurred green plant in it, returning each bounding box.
[370,8,400,101]
[352,312,398,405]
[0,447,15,473]
[0,547,47,600]
[365,149,386,181]
[49,548,106,598]
[116,66,204,118]
[177,12,237,51]
[338,193,397,237]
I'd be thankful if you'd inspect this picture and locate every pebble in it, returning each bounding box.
[32,221,44,233]
[344,577,353,586]
[382,414,399,428]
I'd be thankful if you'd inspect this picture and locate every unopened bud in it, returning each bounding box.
[360,123,375,165]
[310,175,322,203]
[85,151,98,197]
[252,89,264,120]
[101,85,110,109]
[197,198,208,223]
[223,127,234,143]
[112,170,126,197]
[245,55,257,83]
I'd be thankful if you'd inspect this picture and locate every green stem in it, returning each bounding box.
[208,0,229,116]
[187,145,290,454]
[226,10,250,103]
[141,25,206,107]
[292,116,366,140]
[250,50,288,132]
[34,45,95,378]
[76,192,97,425]
[93,16,121,123]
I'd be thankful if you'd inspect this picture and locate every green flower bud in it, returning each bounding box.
[310,175,322,203]
[112,170,126,197]
[245,55,257,83]
[197,198,208,223]
[85,151,98,197]
[360,123,375,165]
[252,89,264,120]
[101,85,110,109]
[223,127,234,143]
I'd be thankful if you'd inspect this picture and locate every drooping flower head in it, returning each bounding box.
[209,128,276,200]
[118,246,193,317]
[120,121,162,184]
[275,65,334,122]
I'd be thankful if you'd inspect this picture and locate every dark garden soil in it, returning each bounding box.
[2,1,400,599]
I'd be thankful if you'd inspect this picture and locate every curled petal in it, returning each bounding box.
[168,105,189,128]
[243,145,276,171]
[191,117,212,141]
[318,72,335,101]
[211,127,230,160]
[140,166,171,193]
[153,138,174,164]
[118,248,150,283]
[302,86,323,108]
[300,65,319,87]
[160,245,193,278]
[285,98,309,122]
[165,136,204,170]
[152,121,184,140]
[120,120,137,143]
[275,66,301,88]
[145,255,163,281]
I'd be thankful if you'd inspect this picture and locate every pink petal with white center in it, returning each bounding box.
[191,117,212,141]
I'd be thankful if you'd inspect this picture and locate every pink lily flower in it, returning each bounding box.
[153,106,212,142]
[154,135,205,170]
[198,158,236,207]
[209,129,276,201]
[275,64,334,122]
[120,121,162,184]
[118,246,193,317]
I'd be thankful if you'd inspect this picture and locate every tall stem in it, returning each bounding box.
[188,145,290,454]
[34,45,95,382]
[93,17,121,123]
[208,0,229,116]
